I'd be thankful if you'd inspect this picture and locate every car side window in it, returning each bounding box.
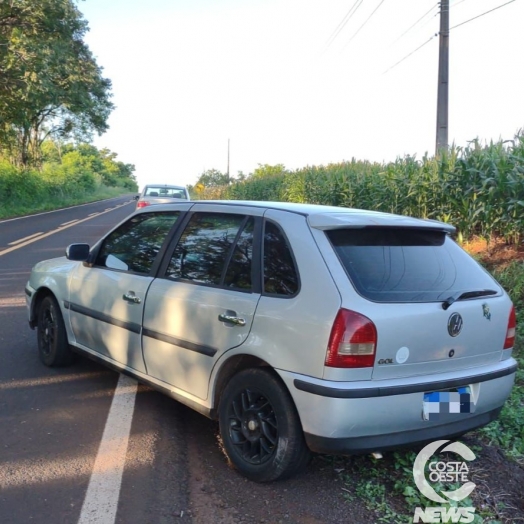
[166,213,252,288]
[263,221,299,296]
[95,212,180,274]
[224,218,254,290]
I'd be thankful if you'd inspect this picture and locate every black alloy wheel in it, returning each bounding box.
[218,368,311,482]
[227,386,278,465]
[37,295,73,367]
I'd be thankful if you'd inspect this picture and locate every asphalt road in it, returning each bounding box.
[0,197,191,524]
[0,197,375,524]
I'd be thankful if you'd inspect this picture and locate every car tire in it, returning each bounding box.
[37,295,74,367]
[218,368,311,482]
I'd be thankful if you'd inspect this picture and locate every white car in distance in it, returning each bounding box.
[135,184,190,209]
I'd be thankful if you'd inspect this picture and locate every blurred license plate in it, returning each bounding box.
[423,386,475,421]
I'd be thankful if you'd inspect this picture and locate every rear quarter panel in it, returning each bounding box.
[247,210,341,378]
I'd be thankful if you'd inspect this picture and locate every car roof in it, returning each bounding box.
[136,199,456,233]
[143,184,187,189]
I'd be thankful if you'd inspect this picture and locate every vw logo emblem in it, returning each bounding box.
[448,313,463,337]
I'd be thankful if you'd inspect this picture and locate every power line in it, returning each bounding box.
[344,0,388,49]
[383,33,438,74]
[325,0,363,46]
[393,2,438,44]
[420,9,440,30]
[450,0,469,7]
[450,0,517,30]
[383,0,517,74]
[324,0,363,50]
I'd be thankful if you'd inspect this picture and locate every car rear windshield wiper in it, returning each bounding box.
[442,289,498,310]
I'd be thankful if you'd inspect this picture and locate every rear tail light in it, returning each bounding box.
[136,201,150,208]
[503,305,516,349]
[325,309,377,368]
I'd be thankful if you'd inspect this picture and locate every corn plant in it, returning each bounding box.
[196,131,524,245]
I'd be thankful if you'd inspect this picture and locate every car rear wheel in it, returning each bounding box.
[218,368,311,482]
[37,295,74,367]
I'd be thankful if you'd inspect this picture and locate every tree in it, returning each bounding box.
[39,139,137,191]
[196,168,230,187]
[0,0,114,166]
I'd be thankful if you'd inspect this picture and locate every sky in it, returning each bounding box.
[78,0,524,190]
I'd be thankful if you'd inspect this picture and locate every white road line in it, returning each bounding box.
[0,196,134,224]
[78,374,137,524]
[7,232,44,245]
[0,204,131,257]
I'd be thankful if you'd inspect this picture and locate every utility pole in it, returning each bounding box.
[435,0,449,156]
[227,138,230,182]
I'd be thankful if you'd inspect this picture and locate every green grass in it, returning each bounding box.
[0,141,137,219]
[340,452,485,524]
[477,261,524,460]
[0,185,131,220]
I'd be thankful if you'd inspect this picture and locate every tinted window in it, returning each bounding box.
[166,213,248,286]
[327,228,500,302]
[96,212,180,274]
[224,218,254,290]
[263,221,299,296]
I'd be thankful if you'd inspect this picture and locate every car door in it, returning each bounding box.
[142,204,263,400]
[68,209,185,372]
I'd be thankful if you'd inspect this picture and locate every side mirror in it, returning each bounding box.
[66,243,90,261]
[134,195,140,201]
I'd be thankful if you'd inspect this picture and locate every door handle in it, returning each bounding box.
[218,313,246,327]
[122,293,142,304]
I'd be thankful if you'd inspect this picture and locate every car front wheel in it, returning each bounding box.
[37,295,73,367]
[218,368,311,482]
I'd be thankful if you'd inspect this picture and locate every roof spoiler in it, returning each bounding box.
[308,212,456,234]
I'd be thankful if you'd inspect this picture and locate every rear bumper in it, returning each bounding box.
[304,407,502,454]
[293,362,517,398]
[277,359,517,455]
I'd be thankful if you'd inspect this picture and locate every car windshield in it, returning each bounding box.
[145,187,186,198]
[327,227,501,303]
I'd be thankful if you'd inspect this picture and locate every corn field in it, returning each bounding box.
[196,132,524,244]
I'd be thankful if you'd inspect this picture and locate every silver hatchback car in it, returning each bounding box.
[26,201,517,482]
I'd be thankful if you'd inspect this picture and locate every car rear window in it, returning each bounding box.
[145,187,187,199]
[327,228,500,303]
